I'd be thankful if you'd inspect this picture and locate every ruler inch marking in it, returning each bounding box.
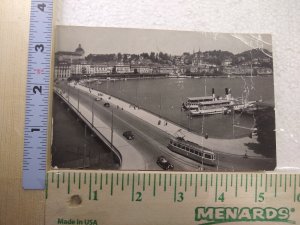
[195,174,198,197]
[200,174,203,187]
[100,173,103,190]
[226,174,228,192]
[89,173,92,200]
[245,174,248,192]
[235,174,238,197]
[205,174,208,192]
[274,174,277,197]
[185,174,188,191]
[122,174,124,191]
[131,174,135,202]
[285,174,287,192]
[265,174,268,192]
[294,174,296,202]
[159,174,161,187]
[110,173,114,196]
[143,173,145,191]
[215,174,218,202]
[164,174,167,192]
[221,174,223,187]
[78,173,81,190]
[153,174,156,197]
[68,172,70,194]
[45,173,48,199]
[255,174,258,202]
[241,174,243,187]
[174,174,177,202]
[270,174,273,187]
[180,174,182,187]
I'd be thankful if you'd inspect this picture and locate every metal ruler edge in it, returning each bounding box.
[23,0,53,189]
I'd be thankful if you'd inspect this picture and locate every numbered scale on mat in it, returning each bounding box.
[46,171,300,225]
[23,0,53,189]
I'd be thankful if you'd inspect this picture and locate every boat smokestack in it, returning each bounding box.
[225,88,229,100]
[228,88,232,100]
[212,88,215,100]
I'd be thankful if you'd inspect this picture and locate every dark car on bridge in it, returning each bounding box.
[156,156,174,170]
[123,131,134,140]
[103,102,110,107]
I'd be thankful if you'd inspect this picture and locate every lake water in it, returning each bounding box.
[93,76,274,139]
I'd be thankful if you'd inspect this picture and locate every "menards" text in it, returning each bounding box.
[195,207,294,224]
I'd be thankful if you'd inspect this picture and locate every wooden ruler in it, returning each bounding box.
[46,170,300,225]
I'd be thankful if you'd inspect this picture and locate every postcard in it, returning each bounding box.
[52,26,276,171]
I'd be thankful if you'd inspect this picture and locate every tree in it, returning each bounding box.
[140,52,149,59]
[123,54,128,63]
[117,53,122,61]
[150,52,156,62]
[255,107,276,157]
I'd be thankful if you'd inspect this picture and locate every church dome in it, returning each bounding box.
[75,44,85,55]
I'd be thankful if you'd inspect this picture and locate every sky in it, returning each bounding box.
[55,25,272,56]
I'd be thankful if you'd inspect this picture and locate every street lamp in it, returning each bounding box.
[91,98,95,127]
[111,109,114,148]
[77,88,80,111]
[67,84,70,102]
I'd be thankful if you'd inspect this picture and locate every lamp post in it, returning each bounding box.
[77,89,80,111]
[232,108,235,138]
[67,84,70,102]
[92,99,95,127]
[111,109,114,148]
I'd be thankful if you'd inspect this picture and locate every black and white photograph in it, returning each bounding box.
[52,26,276,171]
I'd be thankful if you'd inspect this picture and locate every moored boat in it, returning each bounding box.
[182,88,216,110]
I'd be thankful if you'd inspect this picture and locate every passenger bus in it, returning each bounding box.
[167,137,216,166]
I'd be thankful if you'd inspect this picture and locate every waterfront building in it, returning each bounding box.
[90,63,109,75]
[55,44,85,64]
[130,65,153,74]
[115,64,131,74]
[159,65,175,75]
[71,63,91,76]
[54,62,71,79]
[221,58,232,66]
[260,57,272,63]
[256,67,273,75]
[222,65,254,75]
[192,50,204,67]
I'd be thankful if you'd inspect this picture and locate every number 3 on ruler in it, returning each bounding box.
[38,3,46,12]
